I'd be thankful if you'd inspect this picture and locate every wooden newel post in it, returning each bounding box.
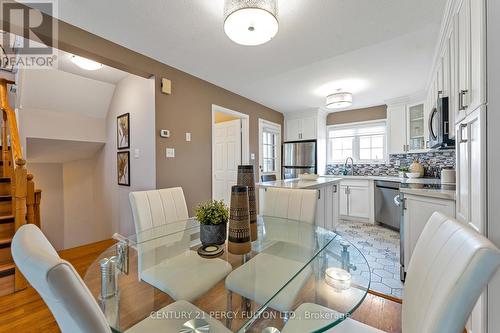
[34,190,42,229]
[1,110,8,178]
[27,174,35,226]
[14,158,27,291]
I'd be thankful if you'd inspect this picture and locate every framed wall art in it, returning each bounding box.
[117,113,130,149]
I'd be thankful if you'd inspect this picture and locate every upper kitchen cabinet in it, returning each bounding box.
[387,102,407,154]
[454,0,486,122]
[387,99,426,154]
[285,116,317,141]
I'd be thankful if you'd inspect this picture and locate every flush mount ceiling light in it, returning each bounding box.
[326,91,353,109]
[224,0,279,46]
[71,55,103,71]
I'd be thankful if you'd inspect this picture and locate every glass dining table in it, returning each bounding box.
[83,216,371,332]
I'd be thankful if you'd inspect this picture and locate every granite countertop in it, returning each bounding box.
[322,175,456,200]
[257,177,342,190]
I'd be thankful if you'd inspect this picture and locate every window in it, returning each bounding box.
[262,129,279,172]
[327,121,387,163]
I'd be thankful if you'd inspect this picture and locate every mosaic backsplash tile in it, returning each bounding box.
[326,150,456,178]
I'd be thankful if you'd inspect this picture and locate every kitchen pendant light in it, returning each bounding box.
[224,0,279,46]
[326,91,353,109]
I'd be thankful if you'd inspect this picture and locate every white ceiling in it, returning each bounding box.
[26,138,104,163]
[19,67,116,118]
[50,0,447,113]
[56,49,129,84]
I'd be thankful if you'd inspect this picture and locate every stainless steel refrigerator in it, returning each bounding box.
[282,140,317,179]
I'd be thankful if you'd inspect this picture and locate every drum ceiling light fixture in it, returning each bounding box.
[224,0,279,46]
[326,90,353,109]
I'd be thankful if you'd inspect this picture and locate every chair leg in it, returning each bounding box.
[226,290,233,328]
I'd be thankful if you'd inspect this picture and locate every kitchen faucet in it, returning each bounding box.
[344,157,354,176]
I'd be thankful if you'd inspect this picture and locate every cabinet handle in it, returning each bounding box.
[318,190,321,199]
[458,123,468,143]
[333,185,337,193]
[444,121,449,135]
[459,90,469,111]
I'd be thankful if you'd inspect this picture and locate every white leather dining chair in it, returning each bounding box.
[11,224,231,333]
[129,187,232,302]
[262,187,318,224]
[225,188,319,316]
[282,212,500,333]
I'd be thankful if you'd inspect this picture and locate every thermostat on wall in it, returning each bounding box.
[160,129,170,138]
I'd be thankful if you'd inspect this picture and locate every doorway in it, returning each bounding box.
[258,119,282,181]
[211,105,249,203]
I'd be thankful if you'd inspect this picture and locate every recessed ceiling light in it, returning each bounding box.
[71,55,103,71]
[224,0,279,46]
[326,91,353,109]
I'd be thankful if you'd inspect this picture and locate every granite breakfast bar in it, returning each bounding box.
[257,177,343,231]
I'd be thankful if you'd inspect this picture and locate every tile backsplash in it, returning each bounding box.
[325,150,456,178]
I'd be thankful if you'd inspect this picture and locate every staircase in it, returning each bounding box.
[0,78,41,296]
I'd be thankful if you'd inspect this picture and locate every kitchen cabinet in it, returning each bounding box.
[403,193,456,271]
[387,103,407,154]
[339,179,374,222]
[456,107,485,233]
[285,116,317,141]
[316,183,340,231]
[387,101,426,154]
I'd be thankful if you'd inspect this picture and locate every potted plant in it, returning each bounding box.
[195,200,229,245]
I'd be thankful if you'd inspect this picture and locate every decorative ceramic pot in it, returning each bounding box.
[200,223,227,245]
[237,165,257,241]
[228,185,251,255]
[409,159,425,177]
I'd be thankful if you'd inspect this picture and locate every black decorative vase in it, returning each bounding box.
[200,223,227,245]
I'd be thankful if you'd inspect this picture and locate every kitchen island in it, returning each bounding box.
[257,177,342,231]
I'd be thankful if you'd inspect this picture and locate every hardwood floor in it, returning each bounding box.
[0,239,402,333]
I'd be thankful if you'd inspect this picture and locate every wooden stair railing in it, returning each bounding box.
[0,78,42,294]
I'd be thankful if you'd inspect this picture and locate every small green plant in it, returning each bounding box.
[399,166,409,172]
[195,200,229,225]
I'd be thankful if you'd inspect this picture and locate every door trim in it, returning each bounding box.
[258,118,282,181]
[211,105,250,200]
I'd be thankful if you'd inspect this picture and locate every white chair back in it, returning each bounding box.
[262,187,317,224]
[11,224,112,333]
[403,212,500,333]
[129,187,191,274]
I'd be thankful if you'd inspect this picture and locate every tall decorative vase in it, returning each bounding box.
[237,165,258,241]
[228,185,251,255]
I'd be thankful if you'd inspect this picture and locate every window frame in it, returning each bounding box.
[327,120,388,164]
[261,125,281,173]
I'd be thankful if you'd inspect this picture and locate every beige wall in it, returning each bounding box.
[327,105,387,125]
[15,14,284,214]
[28,163,65,250]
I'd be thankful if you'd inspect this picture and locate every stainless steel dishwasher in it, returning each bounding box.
[374,180,400,230]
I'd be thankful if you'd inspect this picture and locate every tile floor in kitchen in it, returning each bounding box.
[336,220,404,299]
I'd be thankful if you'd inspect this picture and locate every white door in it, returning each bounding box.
[258,119,282,181]
[300,117,317,140]
[387,103,407,154]
[339,185,349,216]
[213,119,241,204]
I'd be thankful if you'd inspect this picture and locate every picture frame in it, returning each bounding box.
[117,113,130,149]
[117,151,130,186]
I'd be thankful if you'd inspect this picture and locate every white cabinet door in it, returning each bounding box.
[300,117,317,140]
[469,0,486,113]
[285,119,300,141]
[339,185,348,216]
[347,186,370,219]
[457,0,471,114]
[403,194,456,269]
[456,120,469,224]
[387,103,407,154]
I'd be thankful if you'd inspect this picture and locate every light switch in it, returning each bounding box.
[250,153,255,160]
[186,132,191,142]
[134,148,140,159]
[166,148,175,158]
